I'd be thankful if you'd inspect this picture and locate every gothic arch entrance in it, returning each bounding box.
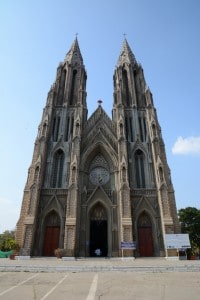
[137,212,153,257]
[89,203,108,257]
[43,210,60,256]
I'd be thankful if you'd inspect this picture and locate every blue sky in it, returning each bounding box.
[0,0,200,233]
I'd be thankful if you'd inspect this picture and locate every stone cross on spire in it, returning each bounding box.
[98,99,103,106]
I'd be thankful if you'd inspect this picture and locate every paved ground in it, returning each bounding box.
[0,258,200,299]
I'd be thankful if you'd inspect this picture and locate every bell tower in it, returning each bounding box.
[16,38,87,256]
[113,39,180,256]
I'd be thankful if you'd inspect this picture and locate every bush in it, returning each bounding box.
[0,230,20,253]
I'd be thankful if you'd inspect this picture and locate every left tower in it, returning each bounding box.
[16,38,87,256]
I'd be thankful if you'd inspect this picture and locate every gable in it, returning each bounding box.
[81,106,117,155]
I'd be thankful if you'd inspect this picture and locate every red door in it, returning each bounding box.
[43,226,60,256]
[138,227,153,257]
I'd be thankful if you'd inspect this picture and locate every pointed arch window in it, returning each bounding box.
[125,117,134,142]
[45,210,60,226]
[122,69,130,106]
[57,69,66,105]
[70,117,74,137]
[90,203,107,224]
[122,166,126,182]
[52,116,60,141]
[70,70,77,105]
[65,116,74,141]
[139,117,144,142]
[42,123,47,136]
[135,149,145,188]
[152,124,156,138]
[34,166,40,183]
[159,166,164,182]
[65,117,70,141]
[138,211,152,227]
[125,117,129,140]
[51,149,64,188]
[129,118,134,142]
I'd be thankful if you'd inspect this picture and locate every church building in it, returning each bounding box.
[16,38,180,257]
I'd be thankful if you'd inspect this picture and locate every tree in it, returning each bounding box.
[0,230,16,251]
[178,207,200,256]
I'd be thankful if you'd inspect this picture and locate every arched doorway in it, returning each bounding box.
[90,203,108,257]
[43,211,60,256]
[137,212,153,257]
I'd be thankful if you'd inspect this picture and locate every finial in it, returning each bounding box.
[123,33,127,39]
[98,99,103,106]
[75,33,78,38]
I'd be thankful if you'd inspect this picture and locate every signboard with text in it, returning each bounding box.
[121,241,136,249]
[165,234,191,249]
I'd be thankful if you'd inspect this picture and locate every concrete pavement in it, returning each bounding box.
[0,258,200,299]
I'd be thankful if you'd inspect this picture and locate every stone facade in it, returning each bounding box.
[16,38,180,257]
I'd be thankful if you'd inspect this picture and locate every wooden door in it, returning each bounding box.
[138,227,153,257]
[43,226,60,256]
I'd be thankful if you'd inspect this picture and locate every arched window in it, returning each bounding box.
[34,166,39,183]
[70,70,77,105]
[122,166,126,182]
[57,69,66,105]
[70,117,74,137]
[65,117,70,141]
[42,123,47,136]
[90,203,107,222]
[134,70,139,107]
[135,149,145,188]
[72,166,76,183]
[75,122,80,135]
[122,69,130,106]
[45,210,60,226]
[52,116,60,141]
[159,166,164,182]
[129,118,134,142]
[138,211,152,227]
[51,149,64,188]
[139,117,144,141]
[152,124,156,138]
[120,122,123,135]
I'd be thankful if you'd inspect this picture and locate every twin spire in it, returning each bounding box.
[65,36,83,64]
[65,36,137,66]
[117,38,137,66]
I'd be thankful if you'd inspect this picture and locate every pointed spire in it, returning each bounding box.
[65,37,83,64]
[117,38,137,66]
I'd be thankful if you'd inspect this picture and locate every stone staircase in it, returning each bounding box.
[0,257,200,273]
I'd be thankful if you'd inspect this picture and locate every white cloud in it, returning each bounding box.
[0,197,20,233]
[172,136,200,155]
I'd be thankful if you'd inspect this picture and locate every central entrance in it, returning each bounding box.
[90,203,108,257]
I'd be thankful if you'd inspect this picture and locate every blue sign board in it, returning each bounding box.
[121,241,136,249]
